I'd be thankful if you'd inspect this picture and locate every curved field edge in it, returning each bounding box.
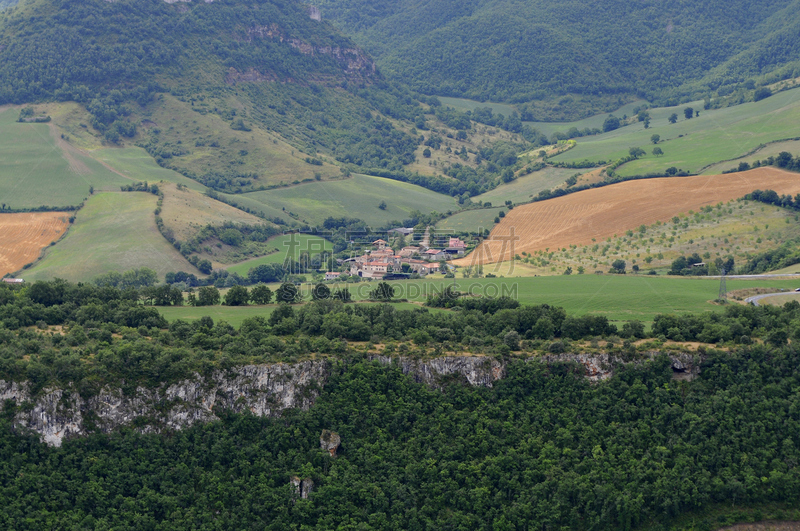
[22,192,196,282]
[0,212,70,277]
[458,168,800,265]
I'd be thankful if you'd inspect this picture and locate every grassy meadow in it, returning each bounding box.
[225,233,334,277]
[156,274,800,328]
[550,89,800,176]
[474,166,581,205]
[436,207,503,233]
[242,174,457,227]
[0,107,129,209]
[23,192,195,282]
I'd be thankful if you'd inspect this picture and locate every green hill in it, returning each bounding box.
[0,0,427,194]
[315,0,800,118]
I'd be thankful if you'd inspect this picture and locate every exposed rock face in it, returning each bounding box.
[320,429,341,456]
[371,355,505,388]
[0,353,701,447]
[291,477,315,499]
[242,24,376,81]
[1,361,329,447]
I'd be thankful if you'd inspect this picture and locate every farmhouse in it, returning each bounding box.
[2,278,24,284]
[388,227,415,236]
[324,272,341,281]
[446,237,467,255]
[423,248,447,261]
[399,246,421,258]
[372,239,388,250]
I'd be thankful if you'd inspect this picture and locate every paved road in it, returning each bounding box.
[745,292,800,306]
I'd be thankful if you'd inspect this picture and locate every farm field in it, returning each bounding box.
[457,168,800,265]
[435,207,503,233]
[478,199,800,277]
[0,107,128,209]
[91,147,205,192]
[524,100,650,137]
[160,275,800,326]
[0,212,70,277]
[225,233,334,277]
[702,139,800,174]
[242,174,456,227]
[23,192,195,282]
[160,183,265,242]
[473,167,580,205]
[551,89,800,176]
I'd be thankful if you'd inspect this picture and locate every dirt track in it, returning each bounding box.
[0,212,70,276]
[455,168,800,266]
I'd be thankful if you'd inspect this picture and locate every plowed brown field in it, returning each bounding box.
[455,168,800,266]
[0,212,70,276]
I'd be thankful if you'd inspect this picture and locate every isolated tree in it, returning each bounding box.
[197,286,220,306]
[276,282,301,303]
[332,287,351,302]
[683,107,694,119]
[224,285,249,306]
[629,147,646,159]
[250,285,273,305]
[665,166,678,176]
[422,148,431,158]
[652,147,663,157]
[668,113,678,124]
[644,118,650,129]
[610,259,626,274]
[312,283,331,301]
[650,134,660,144]
[370,282,395,301]
[378,200,387,210]
[602,114,620,132]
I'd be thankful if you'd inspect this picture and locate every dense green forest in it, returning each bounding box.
[3,341,800,528]
[3,282,800,528]
[315,0,800,117]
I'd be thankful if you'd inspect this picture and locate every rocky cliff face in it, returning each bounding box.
[1,361,329,447]
[0,352,700,447]
[371,355,505,388]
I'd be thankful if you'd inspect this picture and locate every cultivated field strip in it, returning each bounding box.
[0,212,70,276]
[457,168,800,265]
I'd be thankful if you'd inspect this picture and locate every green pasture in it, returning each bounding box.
[0,108,128,209]
[475,167,579,205]
[23,192,195,282]
[525,100,648,137]
[702,139,800,174]
[551,89,800,176]
[435,207,503,233]
[226,233,334,277]
[348,274,800,323]
[158,275,800,328]
[92,147,205,191]
[241,173,456,227]
[439,96,518,117]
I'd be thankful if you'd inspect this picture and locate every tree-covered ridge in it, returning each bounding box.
[315,0,800,112]
[2,350,800,529]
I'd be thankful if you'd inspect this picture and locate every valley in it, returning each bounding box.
[2,0,800,529]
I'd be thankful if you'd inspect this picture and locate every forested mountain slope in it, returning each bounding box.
[316,0,800,117]
[0,0,426,191]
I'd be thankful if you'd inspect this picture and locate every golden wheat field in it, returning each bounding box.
[456,168,800,265]
[0,212,70,276]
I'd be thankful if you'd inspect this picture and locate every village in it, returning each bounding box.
[325,231,468,281]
